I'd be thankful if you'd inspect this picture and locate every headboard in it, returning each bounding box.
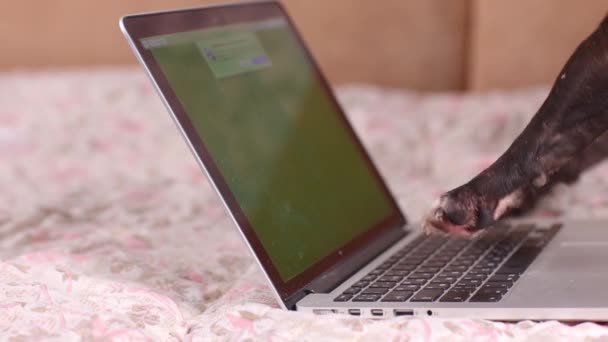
[1,0,606,91]
[0,0,465,91]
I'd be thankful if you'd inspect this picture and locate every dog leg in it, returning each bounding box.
[424,15,608,236]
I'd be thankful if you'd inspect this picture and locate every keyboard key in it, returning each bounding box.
[483,282,512,289]
[353,281,369,288]
[463,274,487,281]
[441,249,462,255]
[404,258,426,264]
[450,241,470,248]
[429,235,449,242]
[395,260,421,267]
[334,294,353,302]
[451,260,475,267]
[439,271,464,278]
[491,248,511,255]
[432,276,458,284]
[342,287,362,294]
[429,256,452,262]
[470,267,493,274]
[416,248,437,255]
[424,283,451,290]
[361,275,377,282]
[492,245,513,254]
[395,284,420,291]
[459,252,481,259]
[384,258,402,267]
[478,286,508,295]
[484,253,505,260]
[382,291,414,302]
[411,289,444,302]
[380,275,404,282]
[468,269,491,276]
[489,274,519,282]
[440,290,470,302]
[453,285,477,293]
[483,257,505,265]
[402,279,427,286]
[478,261,499,268]
[362,287,389,295]
[444,265,469,272]
[384,271,408,278]
[462,248,484,254]
[417,267,441,273]
[489,248,509,255]
[457,279,483,287]
[370,282,396,288]
[457,254,479,260]
[444,241,468,248]
[409,272,434,279]
[470,292,502,302]
[353,294,381,302]
[504,245,542,267]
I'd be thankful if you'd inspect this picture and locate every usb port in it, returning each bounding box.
[394,309,414,316]
[312,309,336,315]
[348,309,361,316]
[371,309,383,317]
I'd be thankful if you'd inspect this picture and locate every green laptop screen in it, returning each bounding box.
[142,17,394,281]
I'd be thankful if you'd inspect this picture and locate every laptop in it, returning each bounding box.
[120,1,608,320]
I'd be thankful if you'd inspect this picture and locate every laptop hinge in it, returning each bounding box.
[284,225,408,309]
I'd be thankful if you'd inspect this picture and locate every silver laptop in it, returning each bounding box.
[120,1,608,320]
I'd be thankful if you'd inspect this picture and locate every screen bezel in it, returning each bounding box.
[120,0,407,303]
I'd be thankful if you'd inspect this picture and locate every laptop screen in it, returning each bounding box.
[130,5,404,295]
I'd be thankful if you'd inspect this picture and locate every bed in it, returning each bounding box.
[2,68,608,340]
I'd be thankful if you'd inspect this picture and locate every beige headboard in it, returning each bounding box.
[1,1,606,91]
[468,0,608,91]
[0,0,465,91]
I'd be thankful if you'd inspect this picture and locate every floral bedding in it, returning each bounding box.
[2,68,608,341]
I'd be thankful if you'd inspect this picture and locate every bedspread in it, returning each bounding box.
[2,69,608,341]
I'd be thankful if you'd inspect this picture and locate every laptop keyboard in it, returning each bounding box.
[334,223,561,303]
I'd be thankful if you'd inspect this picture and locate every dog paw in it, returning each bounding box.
[423,186,526,237]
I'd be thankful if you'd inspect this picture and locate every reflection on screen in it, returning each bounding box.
[142,17,394,281]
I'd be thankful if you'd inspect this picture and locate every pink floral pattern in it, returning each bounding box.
[1,68,608,340]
